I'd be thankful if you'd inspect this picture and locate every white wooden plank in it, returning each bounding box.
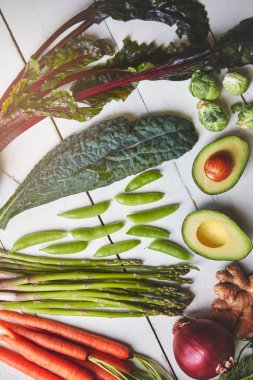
[202,0,253,37]
[0,1,252,379]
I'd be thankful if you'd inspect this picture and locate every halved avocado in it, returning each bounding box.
[192,136,249,194]
[182,210,252,260]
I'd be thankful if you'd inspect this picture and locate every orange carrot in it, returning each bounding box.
[0,328,93,380]
[0,346,62,380]
[0,310,130,359]
[0,321,87,360]
[83,360,119,380]
[88,348,133,373]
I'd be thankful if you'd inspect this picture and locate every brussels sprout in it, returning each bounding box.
[197,101,229,132]
[232,103,253,129]
[222,72,250,95]
[189,72,220,100]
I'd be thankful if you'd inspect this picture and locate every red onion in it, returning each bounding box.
[172,317,235,380]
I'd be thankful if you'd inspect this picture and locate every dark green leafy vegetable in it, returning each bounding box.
[0,114,198,229]
[87,0,209,43]
[2,14,253,151]
[0,0,209,151]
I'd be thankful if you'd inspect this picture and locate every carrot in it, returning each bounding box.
[0,320,87,360]
[0,310,130,359]
[0,346,62,380]
[83,360,119,380]
[0,327,93,380]
[88,348,133,373]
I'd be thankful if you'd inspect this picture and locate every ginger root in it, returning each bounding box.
[210,262,253,340]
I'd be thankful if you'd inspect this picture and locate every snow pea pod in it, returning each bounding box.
[12,230,67,252]
[124,170,162,192]
[71,222,124,241]
[127,225,170,239]
[40,241,88,255]
[115,192,164,206]
[58,200,110,219]
[148,239,193,261]
[127,204,179,224]
[94,240,141,257]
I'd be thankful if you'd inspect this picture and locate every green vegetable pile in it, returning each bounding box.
[1,0,253,149]
[0,250,196,317]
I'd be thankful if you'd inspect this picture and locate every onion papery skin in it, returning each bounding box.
[173,317,235,380]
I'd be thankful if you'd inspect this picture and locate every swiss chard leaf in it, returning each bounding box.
[40,38,114,91]
[209,17,253,70]
[42,37,114,70]
[0,114,198,229]
[71,38,196,97]
[26,90,101,122]
[86,0,209,43]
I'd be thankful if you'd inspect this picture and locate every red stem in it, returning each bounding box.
[74,52,214,101]
[35,18,94,60]
[0,115,45,152]
[30,51,99,92]
[38,68,127,98]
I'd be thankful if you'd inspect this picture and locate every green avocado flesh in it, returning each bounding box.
[192,136,249,194]
[182,210,252,261]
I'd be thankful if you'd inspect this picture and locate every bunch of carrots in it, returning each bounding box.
[0,310,171,380]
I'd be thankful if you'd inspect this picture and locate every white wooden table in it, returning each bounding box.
[0,1,253,379]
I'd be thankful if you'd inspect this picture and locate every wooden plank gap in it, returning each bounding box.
[0,9,26,64]
[1,170,21,185]
[50,117,64,141]
[173,162,199,211]
[103,18,150,115]
[0,238,6,250]
[146,317,178,380]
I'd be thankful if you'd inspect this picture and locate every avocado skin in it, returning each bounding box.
[192,136,249,195]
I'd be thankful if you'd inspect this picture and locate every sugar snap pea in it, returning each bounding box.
[115,192,164,206]
[94,239,141,257]
[127,204,179,224]
[58,200,110,219]
[71,222,124,241]
[124,170,163,192]
[40,241,88,255]
[127,225,170,239]
[148,239,193,261]
[12,230,67,252]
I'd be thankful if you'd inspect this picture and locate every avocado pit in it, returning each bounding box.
[204,151,233,182]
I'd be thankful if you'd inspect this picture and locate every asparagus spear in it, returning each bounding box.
[0,270,193,288]
[0,250,142,266]
[0,301,184,317]
[0,289,190,309]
